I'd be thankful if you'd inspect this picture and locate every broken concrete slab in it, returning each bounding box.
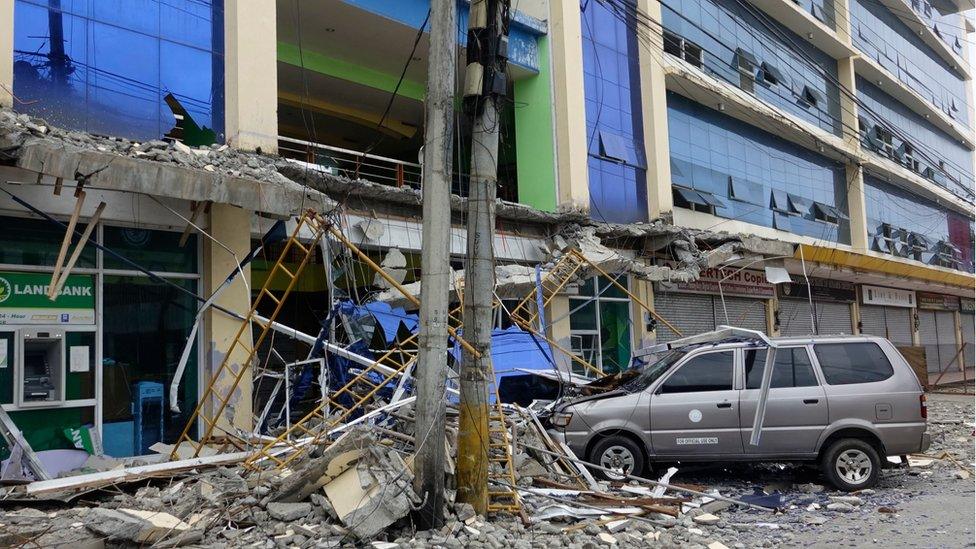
[84,508,200,546]
[322,443,418,539]
[272,427,371,503]
[266,502,312,522]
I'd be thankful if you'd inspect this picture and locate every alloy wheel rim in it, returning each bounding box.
[835,449,872,485]
[600,445,635,479]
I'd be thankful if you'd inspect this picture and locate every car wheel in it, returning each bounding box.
[820,438,880,491]
[590,436,645,481]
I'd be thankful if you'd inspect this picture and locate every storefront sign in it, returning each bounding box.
[657,263,774,299]
[916,292,961,311]
[962,298,975,313]
[861,285,915,308]
[777,278,856,303]
[0,271,95,325]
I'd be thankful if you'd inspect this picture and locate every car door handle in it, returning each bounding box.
[803,399,819,404]
[716,402,732,408]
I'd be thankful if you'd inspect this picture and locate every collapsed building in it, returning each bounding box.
[0,0,973,534]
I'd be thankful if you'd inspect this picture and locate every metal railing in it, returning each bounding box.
[278,136,423,189]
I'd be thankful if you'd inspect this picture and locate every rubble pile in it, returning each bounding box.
[0,109,291,185]
[1,392,973,548]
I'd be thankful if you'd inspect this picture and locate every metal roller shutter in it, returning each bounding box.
[935,311,958,374]
[818,302,853,335]
[780,300,810,336]
[859,305,887,338]
[714,296,767,334]
[884,307,913,346]
[654,292,715,343]
[780,300,852,336]
[918,310,940,373]
[961,313,975,369]
[780,300,813,336]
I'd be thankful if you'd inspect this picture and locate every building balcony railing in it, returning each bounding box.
[278,136,423,190]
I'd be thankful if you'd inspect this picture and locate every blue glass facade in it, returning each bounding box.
[662,0,841,136]
[850,0,969,129]
[668,92,849,243]
[581,1,648,224]
[13,0,224,142]
[864,175,975,272]
[856,77,974,201]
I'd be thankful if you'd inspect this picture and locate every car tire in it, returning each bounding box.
[590,435,645,481]
[820,438,881,491]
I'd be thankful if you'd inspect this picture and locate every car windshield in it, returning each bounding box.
[622,350,686,391]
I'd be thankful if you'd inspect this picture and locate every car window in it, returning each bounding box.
[660,351,734,394]
[623,350,686,392]
[745,347,818,389]
[814,342,894,385]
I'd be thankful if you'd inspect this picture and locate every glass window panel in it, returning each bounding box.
[814,342,894,385]
[599,300,632,374]
[102,275,198,444]
[0,216,96,268]
[104,226,197,273]
[569,299,598,331]
[745,347,818,389]
[661,351,734,393]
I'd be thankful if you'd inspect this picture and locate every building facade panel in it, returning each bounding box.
[581,1,648,223]
[849,0,969,129]
[12,0,225,142]
[856,77,973,201]
[661,0,842,135]
[668,92,850,243]
[864,175,975,272]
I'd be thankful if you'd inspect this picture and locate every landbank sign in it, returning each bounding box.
[0,271,95,325]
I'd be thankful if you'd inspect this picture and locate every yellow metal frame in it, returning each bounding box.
[170,210,327,460]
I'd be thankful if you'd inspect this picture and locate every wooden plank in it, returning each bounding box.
[178,200,209,247]
[48,190,85,297]
[897,346,929,387]
[49,202,105,298]
[22,449,260,495]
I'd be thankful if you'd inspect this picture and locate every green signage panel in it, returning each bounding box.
[0,271,95,325]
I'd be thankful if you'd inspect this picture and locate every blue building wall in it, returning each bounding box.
[856,77,974,202]
[864,175,975,272]
[849,0,969,129]
[581,1,648,224]
[668,92,849,243]
[661,0,841,136]
[13,0,224,142]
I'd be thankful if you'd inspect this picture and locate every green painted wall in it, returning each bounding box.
[514,36,557,212]
[277,42,425,101]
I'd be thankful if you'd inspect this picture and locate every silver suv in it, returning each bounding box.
[548,334,931,491]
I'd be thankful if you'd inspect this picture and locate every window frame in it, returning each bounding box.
[569,275,633,375]
[656,349,736,395]
[741,346,821,390]
[812,342,896,386]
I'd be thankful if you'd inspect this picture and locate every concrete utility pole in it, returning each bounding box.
[413,0,458,529]
[458,0,509,513]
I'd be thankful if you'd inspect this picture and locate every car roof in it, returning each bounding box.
[682,334,888,351]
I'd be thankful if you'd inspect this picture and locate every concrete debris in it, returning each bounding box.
[85,508,200,546]
[825,502,855,512]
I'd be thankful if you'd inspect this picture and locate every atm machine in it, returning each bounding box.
[19,329,65,405]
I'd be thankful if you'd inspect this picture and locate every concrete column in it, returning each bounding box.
[767,296,780,337]
[837,58,869,253]
[549,0,590,212]
[911,308,921,346]
[224,0,278,152]
[630,277,655,350]
[851,301,861,334]
[953,310,964,371]
[203,203,254,432]
[547,294,574,373]
[637,0,675,220]
[832,0,852,44]
[0,0,13,109]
